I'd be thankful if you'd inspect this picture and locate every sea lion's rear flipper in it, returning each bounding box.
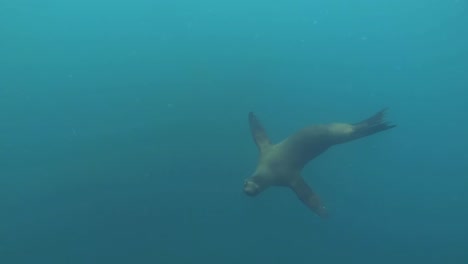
[248,112,271,152]
[352,108,396,138]
[289,177,328,218]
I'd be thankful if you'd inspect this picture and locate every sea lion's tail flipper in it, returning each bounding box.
[249,112,272,152]
[289,177,328,219]
[352,108,396,138]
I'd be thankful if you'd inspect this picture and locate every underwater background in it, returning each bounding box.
[1,0,467,263]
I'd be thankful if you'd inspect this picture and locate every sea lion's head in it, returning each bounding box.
[243,179,261,196]
[243,171,269,196]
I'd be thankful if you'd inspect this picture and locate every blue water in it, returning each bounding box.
[1,0,467,263]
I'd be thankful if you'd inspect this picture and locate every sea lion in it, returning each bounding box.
[243,108,396,218]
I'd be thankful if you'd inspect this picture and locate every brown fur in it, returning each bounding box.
[243,109,396,218]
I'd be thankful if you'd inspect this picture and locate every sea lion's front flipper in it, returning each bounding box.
[289,177,328,218]
[248,112,271,152]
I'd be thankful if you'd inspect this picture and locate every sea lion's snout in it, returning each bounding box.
[243,180,260,196]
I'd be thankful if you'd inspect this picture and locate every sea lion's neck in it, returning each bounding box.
[255,146,301,186]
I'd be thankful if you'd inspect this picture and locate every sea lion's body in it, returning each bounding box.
[243,109,396,218]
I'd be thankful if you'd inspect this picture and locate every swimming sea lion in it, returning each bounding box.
[243,108,396,218]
